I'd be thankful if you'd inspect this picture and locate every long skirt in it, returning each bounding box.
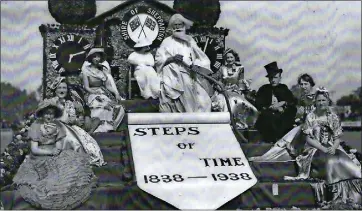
[134,67,160,99]
[248,126,306,161]
[290,146,362,204]
[13,150,97,210]
[86,88,124,132]
[63,124,106,167]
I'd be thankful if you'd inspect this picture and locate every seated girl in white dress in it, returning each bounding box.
[127,38,160,99]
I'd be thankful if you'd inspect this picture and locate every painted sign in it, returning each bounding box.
[128,112,257,210]
[121,5,167,48]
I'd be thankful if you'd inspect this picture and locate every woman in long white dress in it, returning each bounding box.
[127,38,160,99]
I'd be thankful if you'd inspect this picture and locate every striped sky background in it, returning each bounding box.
[1,1,361,101]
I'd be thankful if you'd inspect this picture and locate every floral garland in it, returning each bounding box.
[0,114,36,189]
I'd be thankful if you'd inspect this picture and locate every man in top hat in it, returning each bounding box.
[155,13,212,113]
[254,61,297,143]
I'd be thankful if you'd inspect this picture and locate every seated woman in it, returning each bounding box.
[249,73,317,161]
[211,49,257,129]
[127,38,160,99]
[48,76,106,166]
[81,47,125,133]
[221,48,249,93]
[295,73,317,124]
[284,88,361,204]
[12,100,97,210]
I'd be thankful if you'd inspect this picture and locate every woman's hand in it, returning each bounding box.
[320,147,329,154]
[115,95,123,102]
[95,90,104,94]
[52,148,61,156]
[326,147,336,155]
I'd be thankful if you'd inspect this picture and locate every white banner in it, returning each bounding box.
[128,112,257,210]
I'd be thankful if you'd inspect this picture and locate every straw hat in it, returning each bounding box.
[134,38,152,48]
[35,99,63,118]
[86,47,107,59]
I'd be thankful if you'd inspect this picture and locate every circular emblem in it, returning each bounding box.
[121,6,166,48]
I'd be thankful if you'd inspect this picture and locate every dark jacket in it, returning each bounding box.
[255,83,298,142]
[255,84,297,111]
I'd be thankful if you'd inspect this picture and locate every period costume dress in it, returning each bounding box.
[155,35,212,112]
[127,39,160,99]
[221,64,243,87]
[285,109,362,204]
[13,102,97,210]
[213,61,258,128]
[48,96,106,167]
[221,63,251,93]
[81,49,124,132]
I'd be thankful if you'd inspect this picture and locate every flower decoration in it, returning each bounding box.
[0,112,34,189]
[49,76,66,90]
[315,86,330,98]
[316,86,328,93]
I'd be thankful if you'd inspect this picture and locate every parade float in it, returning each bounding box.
[1,0,361,210]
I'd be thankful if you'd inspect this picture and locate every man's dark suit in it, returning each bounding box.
[255,83,297,143]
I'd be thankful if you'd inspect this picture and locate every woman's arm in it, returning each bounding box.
[81,71,96,94]
[31,141,58,156]
[104,73,122,100]
[101,61,122,100]
[332,138,340,149]
[302,113,327,153]
[305,136,328,153]
[327,112,343,154]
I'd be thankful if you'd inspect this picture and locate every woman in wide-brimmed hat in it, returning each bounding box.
[127,38,160,99]
[81,47,125,132]
[13,99,97,210]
